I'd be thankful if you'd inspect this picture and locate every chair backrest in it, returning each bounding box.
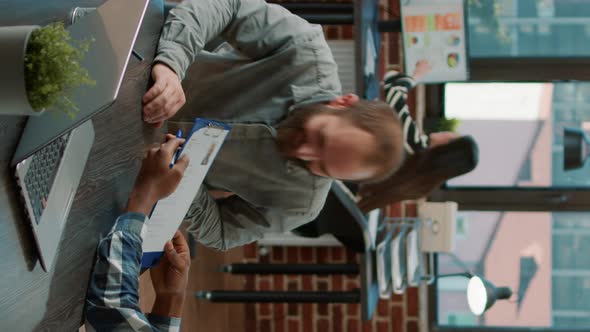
[358,135,479,212]
[292,181,377,253]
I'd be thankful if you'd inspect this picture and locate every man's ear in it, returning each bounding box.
[342,94,360,106]
[327,94,360,109]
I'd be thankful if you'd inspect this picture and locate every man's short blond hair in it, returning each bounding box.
[292,100,405,183]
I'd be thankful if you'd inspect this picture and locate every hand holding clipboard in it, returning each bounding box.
[141,118,231,268]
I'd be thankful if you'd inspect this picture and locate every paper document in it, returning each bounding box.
[392,226,408,295]
[141,118,230,268]
[406,228,421,286]
[367,209,380,249]
[376,232,393,299]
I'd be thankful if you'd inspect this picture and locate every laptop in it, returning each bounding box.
[12,0,149,271]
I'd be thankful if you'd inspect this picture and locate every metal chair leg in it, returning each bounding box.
[196,290,361,303]
[220,263,359,275]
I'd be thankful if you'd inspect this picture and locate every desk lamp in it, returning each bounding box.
[438,272,513,316]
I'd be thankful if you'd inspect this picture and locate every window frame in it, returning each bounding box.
[429,251,590,332]
[469,58,590,82]
[424,75,590,211]
[425,3,590,327]
[425,56,590,330]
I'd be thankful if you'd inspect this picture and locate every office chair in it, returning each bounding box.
[193,136,480,306]
[358,135,479,212]
[195,181,374,304]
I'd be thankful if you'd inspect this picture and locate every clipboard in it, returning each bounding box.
[141,118,231,268]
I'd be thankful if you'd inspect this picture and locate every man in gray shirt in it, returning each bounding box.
[142,0,404,250]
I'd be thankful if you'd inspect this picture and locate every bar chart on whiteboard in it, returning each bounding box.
[401,0,469,83]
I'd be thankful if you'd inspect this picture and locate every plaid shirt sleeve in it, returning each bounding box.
[85,212,182,332]
[383,71,429,155]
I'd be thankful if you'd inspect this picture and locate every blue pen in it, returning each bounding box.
[169,129,183,168]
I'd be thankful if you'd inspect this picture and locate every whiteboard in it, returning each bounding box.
[401,0,469,83]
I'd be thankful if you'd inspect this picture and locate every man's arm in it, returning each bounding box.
[155,0,316,80]
[184,187,318,251]
[144,0,322,126]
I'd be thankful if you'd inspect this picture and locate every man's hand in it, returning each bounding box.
[150,231,191,318]
[412,60,432,82]
[127,134,190,215]
[143,63,186,129]
[429,131,460,148]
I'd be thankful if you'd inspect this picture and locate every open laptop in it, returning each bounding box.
[12,0,149,271]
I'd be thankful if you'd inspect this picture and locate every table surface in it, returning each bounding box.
[0,1,164,330]
[0,0,383,328]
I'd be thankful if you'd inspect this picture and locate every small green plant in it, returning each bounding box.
[437,117,461,133]
[24,22,95,116]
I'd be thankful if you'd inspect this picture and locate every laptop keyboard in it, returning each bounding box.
[23,134,70,224]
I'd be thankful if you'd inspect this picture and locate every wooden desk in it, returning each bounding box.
[0,1,164,330]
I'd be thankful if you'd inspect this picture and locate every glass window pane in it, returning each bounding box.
[437,211,590,329]
[468,0,590,57]
[444,82,590,189]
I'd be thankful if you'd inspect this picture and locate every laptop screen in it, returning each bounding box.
[12,0,149,164]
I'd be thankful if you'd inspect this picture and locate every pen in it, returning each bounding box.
[132,49,144,62]
[170,129,183,168]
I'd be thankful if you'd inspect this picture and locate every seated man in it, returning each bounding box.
[141,0,419,251]
[85,135,191,331]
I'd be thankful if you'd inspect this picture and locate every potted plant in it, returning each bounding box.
[424,116,461,134]
[0,22,94,117]
[436,117,461,133]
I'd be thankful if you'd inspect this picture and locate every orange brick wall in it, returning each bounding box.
[242,202,421,332]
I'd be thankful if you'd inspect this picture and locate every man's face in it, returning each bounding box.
[277,111,378,181]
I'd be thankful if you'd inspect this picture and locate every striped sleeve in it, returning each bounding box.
[85,212,181,332]
[383,71,429,154]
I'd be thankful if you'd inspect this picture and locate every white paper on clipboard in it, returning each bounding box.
[141,119,230,268]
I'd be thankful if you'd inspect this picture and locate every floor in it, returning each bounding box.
[138,244,247,332]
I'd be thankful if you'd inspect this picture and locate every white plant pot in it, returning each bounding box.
[0,25,45,116]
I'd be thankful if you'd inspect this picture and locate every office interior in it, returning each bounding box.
[2,0,590,332]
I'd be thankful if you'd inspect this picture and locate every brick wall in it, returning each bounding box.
[241,1,423,331]
[242,202,422,332]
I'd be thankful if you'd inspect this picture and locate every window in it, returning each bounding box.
[467,0,590,58]
[460,0,590,81]
[430,82,590,211]
[518,157,533,182]
[430,82,590,331]
[445,82,590,189]
[432,83,590,330]
[435,211,590,330]
[447,312,478,326]
[429,3,590,331]
[456,214,469,239]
